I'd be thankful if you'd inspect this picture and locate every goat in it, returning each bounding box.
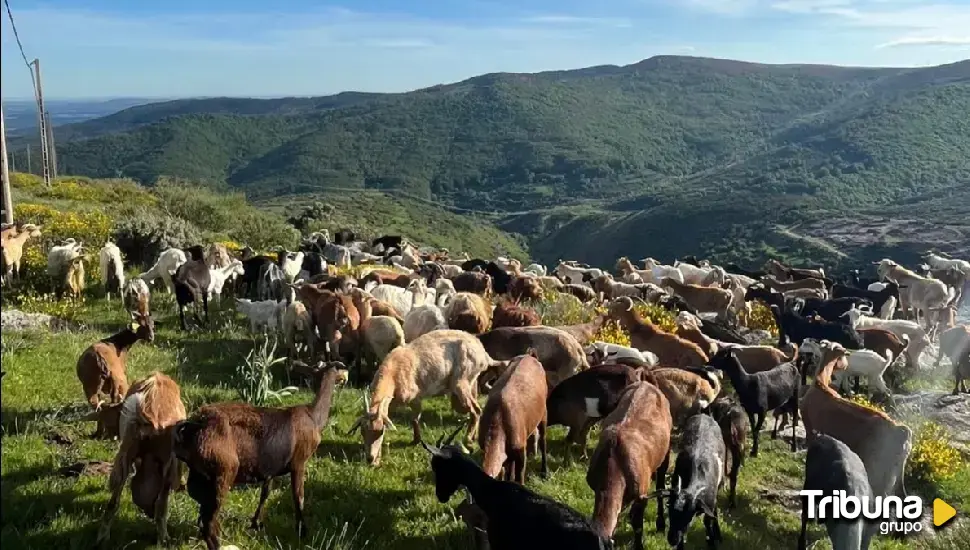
[831,282,900,320]
[1,223,42,282]
[283,300,314,360]
[204,243,231,270]
[555,314,610,345]
[771,304,862,350]
[357,296,406,379]
[173,245,211,330]
[955,348,970,394]
[76,312,155,418]
[760,274,828,295]
[764,259,827,282]
[479,350,549,483]
[560,283,599,303]
[173,362,347,550]
[923,252,970,276]
[666,413,726,550]
[661,277,734,320]
[478,326,589,390]
[587,380,672,550]
[444,292,492,335]
[421,433,612,550]
[234,298,286,333]
[546,363,642,459]
[348,330,507,466]
[99,241,126,301]
[798,434,876,550]
[937,325,970,369]
[47,239,84,298]
[491,298,541,328]
[799,341,912,502]
[281,251,305,283]
[707,397,748,508]
[452,270,493,296]
[139,248,187,293]
[585,342,655,366]
[608,297,708,368]
[207,259,244,301]
[123,278,151,316]
[800,338,901,397]
[258,261,287,302]
[555,260,603,286]
[708,347,800,456]
[95,372,186,546]
[507,275,544,302]
[649,366,722,425]
[841,306,930,367]
[875,259,948,329]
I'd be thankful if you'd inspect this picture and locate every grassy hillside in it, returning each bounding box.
[6,174,527,271]
[34,55,970,267]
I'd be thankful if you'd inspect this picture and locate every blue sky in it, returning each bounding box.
[2,0,968,99]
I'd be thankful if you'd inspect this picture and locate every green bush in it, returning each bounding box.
[113,210,206,267]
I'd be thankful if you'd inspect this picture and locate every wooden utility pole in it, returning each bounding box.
[1,101,13,224]
[45,110,57,179]
[32,58,52,187]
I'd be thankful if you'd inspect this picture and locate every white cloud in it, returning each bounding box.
[682,0,760,15]
[522,15,634,28]
[877,35,970,48]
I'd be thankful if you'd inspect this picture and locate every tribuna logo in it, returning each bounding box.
[801,490,924,535]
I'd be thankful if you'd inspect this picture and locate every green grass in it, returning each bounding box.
[2,294,967,549]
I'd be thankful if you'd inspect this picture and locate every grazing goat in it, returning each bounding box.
[508,275,544,302]
[649,366,722,424]
[561,283,599,303]
[444,292,492,335]
[924,252,970,276]
[283,300,314,360]
[479,350,549,483]
[478,326,589,389]
[99,241,126,301]
[608,297,709,368]
[546,363,643,459]
[139,248,187,293]
[660,277,734,320]
[76,312,155,416]
[95,372,186,545]
[421,434,612,550]
[555,260,603,285]
[204,243,231,270]
[587,380,672,550]
[173,246,211,330]
[281,251,305,283]
[123,278,151,316]
[1,223,42,282]
[799,434,875,550]
[707,396,748,507]
[666,413,725,550]
[708,347,800,456]
[173,362,347,550]
[258,261,287,302]
[491,298,541,328]
[800,341,912,501]
[764,259,827,282]
[48,239,84,298]
[235,298,286,333]
[348,330,507,466]
[555,313,609,344]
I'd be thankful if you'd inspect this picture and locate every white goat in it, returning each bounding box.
[281,251,305,283]
[554,261,602,286]
[801,338,899,396]
[642,257,685,285]
[924,252,970,275]
[99,241,126,301]
[585,342,658,366]
[47,240,83,278]
[122,278,151,315]
[139,248,187,293]
[875,259,948,329]
[842,306,930,367]
[234,298,286,333]
[208,260,245,300]
[370,281,431,317]
[524,263,547,276]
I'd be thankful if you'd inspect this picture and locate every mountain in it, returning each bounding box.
[36,55,970,267]
[3,98,159,137]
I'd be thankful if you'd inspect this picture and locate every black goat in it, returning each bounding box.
[421,432,612,550]
[333,229,355,245]
[708,348,800,457]
[301,252,327,280]
[707,397,748,507]
[485,262,512,294]
[799,434,875,550]
[546,364,642,458]
[173,245,210,330]
[770,304,863,350]
[797,296,874,324]
[666,413,725,550]
[725,264,766,280]
[372,235,403,252]
[462,258,490,272]
[698,317,747,345]
[847,269,881,290]
[831,282,900,317]
[241,256,272,298]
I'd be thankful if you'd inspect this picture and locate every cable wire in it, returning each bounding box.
[3,0,39,97]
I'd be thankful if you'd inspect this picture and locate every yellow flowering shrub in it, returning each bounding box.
[537,291,594,326]
[745,301,779,337]
[591,320,631,347]
[10,172,44,188]
[908,422,961,484]
[845,393,886,413]
[633,302,678,334]
[216,240,245,255]
[15,290,88,320]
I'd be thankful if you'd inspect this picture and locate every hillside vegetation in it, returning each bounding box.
[33,55,970,267]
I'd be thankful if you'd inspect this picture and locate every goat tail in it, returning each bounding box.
[480,430,507,479]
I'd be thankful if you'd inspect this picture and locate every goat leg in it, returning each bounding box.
[630,498,647,550]
[96,435,139,545]
[751,413,766,457]
[538,419,549,479]
[798,499,809,550]
[153,458,177,545]
[655,450,670,532]
[291,465,308,539]
[250,479,273,529]
[409,400,424,445]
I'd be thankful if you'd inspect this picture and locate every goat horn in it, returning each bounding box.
[345,417,364,436]
[420,440,440,456]
[438,426,464,447]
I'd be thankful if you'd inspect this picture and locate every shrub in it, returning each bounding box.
[536,290,594,326]
[908,422,961,485]
[113,211,206,268]
[154,179,239,233]
[234,338,298,407]
[228,210,300,252]
[591,320,631,347]
[633,302,678,334]
[13,290,88,320]
[745,301,779,337]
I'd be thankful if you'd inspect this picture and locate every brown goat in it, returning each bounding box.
[955,348,970,394]
[760,275,827,294]
[95,372,187,545]
[608,297,708,368]
[76,312,155,419]
[587,379,672,550]
[1,223,42,281]
[707,396,749,508]
[445,292,492,335]
[859,328,912,368]
[491,298,541,328]
[479,350,549,484]
[507,276,544,302]
[649,366,722,424]
[360,269,417,289]
[451,271,492,295]
[555,314,609,345]
[298,285,360,361]
[173,362,348,550]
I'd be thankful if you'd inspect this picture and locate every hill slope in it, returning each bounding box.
[43,55,970,265]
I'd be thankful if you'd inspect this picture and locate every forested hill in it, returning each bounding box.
[36,55,970,266]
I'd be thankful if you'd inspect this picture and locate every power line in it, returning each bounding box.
[3,0,38,97]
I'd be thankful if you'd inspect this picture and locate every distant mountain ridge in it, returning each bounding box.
[25,55,970,267]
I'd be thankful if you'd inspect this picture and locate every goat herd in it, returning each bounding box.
[4,222,970,550]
